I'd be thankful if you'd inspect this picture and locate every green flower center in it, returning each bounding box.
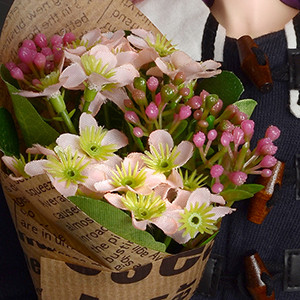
[45,146,89,187]
[179,169,208,191]
[79,126,117,161]
[122,191,166,221]
[36,70,60,91]
[146,34,177,57]
[111,162,147,189]
[179,202,218,238]
[143,143,179,174]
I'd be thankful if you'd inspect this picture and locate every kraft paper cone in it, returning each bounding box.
[0,1,213,299]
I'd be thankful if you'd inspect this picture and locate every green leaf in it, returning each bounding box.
[234,99,257,117]
[196,71,244,106]
[69,195,166,252]
[0,107,19,157]
[237,183,264,194]
[173,120,188,141]
[220,189,254,202]
[1,64,59,147]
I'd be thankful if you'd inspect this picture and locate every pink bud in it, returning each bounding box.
[199,90,210,103]
[124,99,134,108]
[5,62,16,71]
[147,76,159,92]
[18,63,31,74]
[212,183,224,193]
[34,33,48,48]
[210,164,224,178]
[241,120,255,136]
[53,49,64,64]
[33,53,46,70]
[233,127,245,146]
[179,105,192,120]
[261,169,272,177]
[41,47,53,57]
[193,109,202,120]
[18,47,36,64]
[211,99,223,116]
[22,39,37,51]
[51,35,63,48]
[10,67,24,80]
[219,120,235,132]
[45,60,55,73]
[188,95,202,109]
[193,131,206,147]
[63,32,76,45]
[228,171,248,186]
[145,102,159,120]
[125,111,140,124]
[207,129,217,141]
[260,144,278,156]
[32,79,41,86]
[133,127,144,138]
[179,87,190,97]
[232,111,248,125]
[265,125,281,141]
[198,120,209,128]
[260,155,277,168]
[155,93,162,106]
[256,138,273,154]
[221,132,233,147]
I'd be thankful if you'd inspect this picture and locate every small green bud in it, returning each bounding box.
[134,77,147,92]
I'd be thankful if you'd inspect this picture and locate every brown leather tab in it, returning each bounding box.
[237,35,273,93]
[244,252,275,300]
[247,161,285,224]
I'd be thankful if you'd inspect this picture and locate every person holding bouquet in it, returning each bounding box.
[134,0,300,299]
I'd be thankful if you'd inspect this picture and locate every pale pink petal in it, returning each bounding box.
[82,28,102,47]
[112,64,139,86]
[123,152,146,170]
[88,72,113,88]
[103,154,122,169]
[154,57,173,77]
[102,129,128,149]
[26,144,55,156]
[131,217,148,231]
[167,169,183,188]
[210,206,235,220]
[148,130,174,154]
[88,92,106,116]
[130,29,155,44]
[89,44,117,70]
[172,189,192,208]
[116,51,139,66]
[144,169,166,189]
[83,164,112,191]
[152,215,178,235]
[104,193,127,210]
[51,177,78,197]
[56,134,81,154]
[187,188,212,208]
[60,63,88,89]
[24,160,48,176]
[133,48,158,69]
[134,185,153,195]
[1,156,22,177]
[102,88,127,111]
[154,183,172,200]
[174,141,194,167]
[94,179,115,193]
[170,229,191,244]
[146,66,164,78]
[171,51,194,68]
[210,194,226,205]
[65,46,87,56]
[127,34,149,49]
[79,112,98,133]
[18,81,62,98]
[64,50,82,64]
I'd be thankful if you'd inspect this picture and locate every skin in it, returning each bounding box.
[210,0,299,38]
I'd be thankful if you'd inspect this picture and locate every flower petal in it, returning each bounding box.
[56,134,80,154]
[60,63,88,89]
[104,193,127,210]
[102,129,128,149]
[79,112,98,133]
[148,130,174,154]
[210,206,235,220]
[174,141,194,167]
[24,160,47,176]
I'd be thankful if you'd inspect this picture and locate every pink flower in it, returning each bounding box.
[56,112,128,162]
[152,51,221,81]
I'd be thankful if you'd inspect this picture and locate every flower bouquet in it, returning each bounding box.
[0,1,280,299]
